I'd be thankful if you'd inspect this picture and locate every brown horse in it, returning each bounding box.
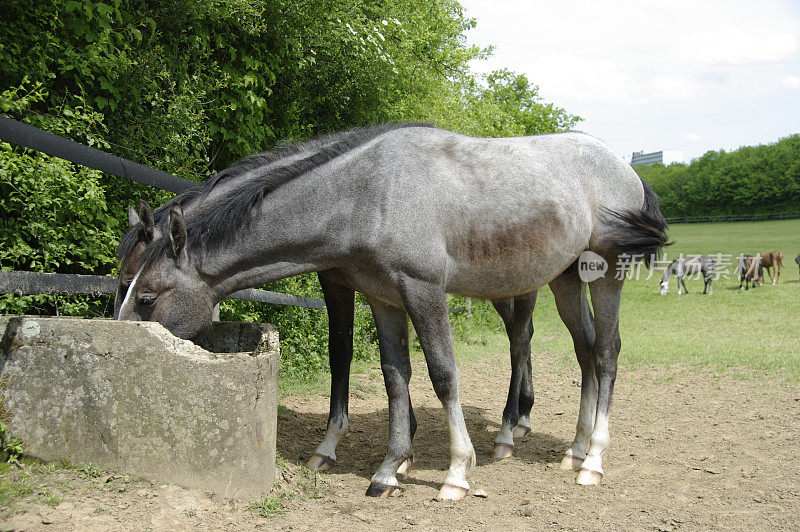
[760,251,784,285]
[737,254,763,290]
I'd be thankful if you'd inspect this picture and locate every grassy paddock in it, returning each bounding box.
[514,219,800,380]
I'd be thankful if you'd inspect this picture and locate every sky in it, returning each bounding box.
[458,0,800,163]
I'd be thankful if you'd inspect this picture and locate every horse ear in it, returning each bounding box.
[127,205,140,227]
[138,200,155,241]
[168,203,187,258]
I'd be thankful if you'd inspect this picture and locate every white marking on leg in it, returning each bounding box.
[117,268,143,319]
[370,470,400,488]
[581,411,610,476]
[565,375,597,461]
[494,419,515,446]
[441,398,475,491]
[513,414,531,438]
[314,416,348,461]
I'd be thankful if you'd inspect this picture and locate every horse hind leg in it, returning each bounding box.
[576,271,625,486]
[549,269,597,474]
[491,292,537,460]
[307,276,355,472]
[364,297,414,498]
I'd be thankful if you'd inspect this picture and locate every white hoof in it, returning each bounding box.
[512,425,530,439]
[560,454,584,471]
[306,453,332,471]
[493,443,513,460]
[397,458,413,478]
[576,468,603,486]
[437,483,469,501]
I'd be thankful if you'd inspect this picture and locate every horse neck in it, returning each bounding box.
[196,173,348,300]
[662,262,677,282]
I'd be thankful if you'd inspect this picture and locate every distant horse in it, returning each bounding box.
[659,256,716,295]
[737,255,763,290]
[117,125,668,498]
[759,251,784,285]
[795,253,800,280]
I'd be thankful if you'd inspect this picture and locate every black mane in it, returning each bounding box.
[130,123,430,269]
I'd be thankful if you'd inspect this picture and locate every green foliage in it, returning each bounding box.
[0,0,581,379]
[635,135,800,218]
[0,82,120,317]
[0,423,23,463]
[220,275,379,381]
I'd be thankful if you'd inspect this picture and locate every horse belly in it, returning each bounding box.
[444,240,586,299]
[441,200,591,298]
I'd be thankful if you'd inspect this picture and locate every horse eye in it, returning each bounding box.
[138,294,158,307]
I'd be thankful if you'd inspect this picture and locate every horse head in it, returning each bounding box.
[115,200,161,318]
[116,204,215,339]
[659,279,669,296]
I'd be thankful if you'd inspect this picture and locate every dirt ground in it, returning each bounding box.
[3,350,799,531]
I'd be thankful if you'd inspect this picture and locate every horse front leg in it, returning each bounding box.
[400,275,475,500]
[365,298,414,498]
[491,292,537,459]
[576,271,625,486]
[306,275,355,471]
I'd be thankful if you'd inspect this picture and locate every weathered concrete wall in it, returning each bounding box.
[0,316,279,500]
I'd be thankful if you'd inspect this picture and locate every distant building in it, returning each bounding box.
[631,150,684,166]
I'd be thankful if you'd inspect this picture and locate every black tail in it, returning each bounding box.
[598,178,670,268]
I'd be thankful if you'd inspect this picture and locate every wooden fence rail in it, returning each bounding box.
[665,211,800,224]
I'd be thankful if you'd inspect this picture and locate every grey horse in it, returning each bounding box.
[659,256,716,295]
[116,127,538,484]
[120,202,536,474]
[117,125,668,499]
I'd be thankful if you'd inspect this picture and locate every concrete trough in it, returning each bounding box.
[0,315,279,499]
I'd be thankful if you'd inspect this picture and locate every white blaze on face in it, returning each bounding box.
[117,267,143,319]
[660,281,668,296]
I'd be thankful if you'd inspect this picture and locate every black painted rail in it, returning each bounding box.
[0,270,326,310]
[0,115,325,310]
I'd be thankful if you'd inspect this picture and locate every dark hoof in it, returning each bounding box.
[365,483,396,498]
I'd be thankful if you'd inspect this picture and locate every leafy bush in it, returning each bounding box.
[635,135,800,218]
[0,0,579,379]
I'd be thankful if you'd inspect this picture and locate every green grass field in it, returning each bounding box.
[523,218,800,380]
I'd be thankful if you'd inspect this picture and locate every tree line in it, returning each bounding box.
[635,135,800,219]
[0,0,579,377]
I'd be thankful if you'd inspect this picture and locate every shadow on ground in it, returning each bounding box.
[277,403,568,484]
